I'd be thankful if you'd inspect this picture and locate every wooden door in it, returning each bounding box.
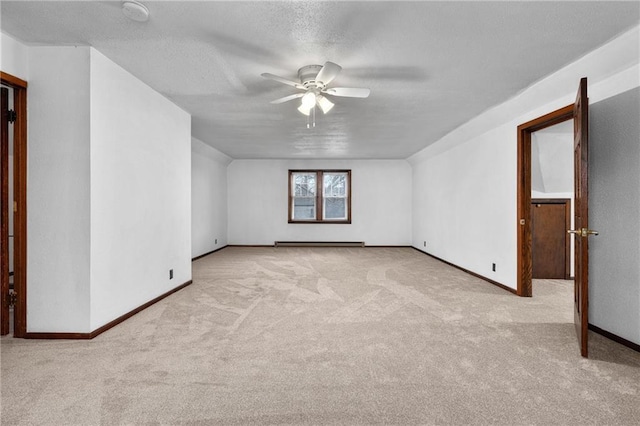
[1,87,9,335]
[531,200,570,279]
[572,77,590,358]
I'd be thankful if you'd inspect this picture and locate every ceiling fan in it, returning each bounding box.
[261,61,370,119]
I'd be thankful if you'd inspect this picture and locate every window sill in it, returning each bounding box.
[288,220,351,224]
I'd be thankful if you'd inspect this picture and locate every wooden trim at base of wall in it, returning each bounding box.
[23,280,193,340]
[192,245,228,261]
[588,323,640,353]
[412,247,517,295]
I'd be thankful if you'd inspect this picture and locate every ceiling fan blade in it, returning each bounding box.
[261,73,304,89]
[316,61,342,85]
[323,87,371,98]
[270,93,305,104]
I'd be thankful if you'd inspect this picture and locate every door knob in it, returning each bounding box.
[567,228,599,237]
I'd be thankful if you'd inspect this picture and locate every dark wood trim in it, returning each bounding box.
[517,104,574,297]
[288,169,352,224]
[0,72,27,89]
[192,245,228,261]
[531,198,572,280]
[518,104,574,133]
[1,72,28,337]
[365,245,413,248]
[412,247,517,295]
[588,323,640,353]
[24,280,192,340]
[287,220,352,224]
[530,198,570,203]
[1,87,9,335]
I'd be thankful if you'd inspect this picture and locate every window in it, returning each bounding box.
[289,170,351,223]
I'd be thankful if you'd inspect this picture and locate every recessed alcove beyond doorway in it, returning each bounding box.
[530,120,575,280]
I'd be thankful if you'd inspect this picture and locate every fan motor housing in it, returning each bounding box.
[298,64,325,89]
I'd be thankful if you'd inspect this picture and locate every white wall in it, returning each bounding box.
[409,25,640,291]
[590,87,640,345]
[89,49,191,330]
[1,32,28,80]
[191,138,230,258]
[531,126,574,194]
[411,128,515,284]
[22,44,191,333]
[228,160,412,246]
[27,46,92,332]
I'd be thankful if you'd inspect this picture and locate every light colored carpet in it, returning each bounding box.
[1,247,639,425]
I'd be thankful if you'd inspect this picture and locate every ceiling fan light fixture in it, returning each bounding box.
[262,61,369,123]
[301,92,317,109]
[297,103,312,116]
[122,0,149,22]
[317,95,334,114]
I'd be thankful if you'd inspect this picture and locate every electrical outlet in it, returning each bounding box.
[215,238,218,244]
[492,263,496,272]
[169,269,173,279]
[423,241,426,247]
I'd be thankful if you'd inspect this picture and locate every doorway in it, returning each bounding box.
[1,71,27,337]
[517,78,592,357]
[531,199,572,279]
[530,118,575,280]
[516,104,574,297]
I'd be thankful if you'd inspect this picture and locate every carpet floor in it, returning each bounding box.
[1,247,639,425]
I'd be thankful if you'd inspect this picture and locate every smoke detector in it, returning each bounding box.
[122,1,149,22]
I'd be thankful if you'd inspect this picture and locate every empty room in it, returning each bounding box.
[1,1,639,424]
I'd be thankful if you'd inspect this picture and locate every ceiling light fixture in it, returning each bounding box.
[316,95,334,114]
[262,61,369,129]
[298,91,318,127]
[297,91,334,127]
[122,1,149,22]
[301,91,317,109]
[297,103,312,116]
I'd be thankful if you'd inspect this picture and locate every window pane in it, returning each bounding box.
[293,197,315,220]
[293,173,316,197]
[324,197,346,219]
[323,173,346,197]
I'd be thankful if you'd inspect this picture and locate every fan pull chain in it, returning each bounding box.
[306,106,316,129]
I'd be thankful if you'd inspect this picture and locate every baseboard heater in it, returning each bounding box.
[274,241,365,248]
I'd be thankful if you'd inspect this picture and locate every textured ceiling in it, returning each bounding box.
[2,1,639,159]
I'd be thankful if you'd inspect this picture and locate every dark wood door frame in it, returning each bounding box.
[531,198,572,280]
[0,71,27,337]
[1,87,9,335]
[517,104,574,297]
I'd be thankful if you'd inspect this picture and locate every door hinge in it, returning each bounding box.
[8,291,17,308]
[7,109,16,124]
